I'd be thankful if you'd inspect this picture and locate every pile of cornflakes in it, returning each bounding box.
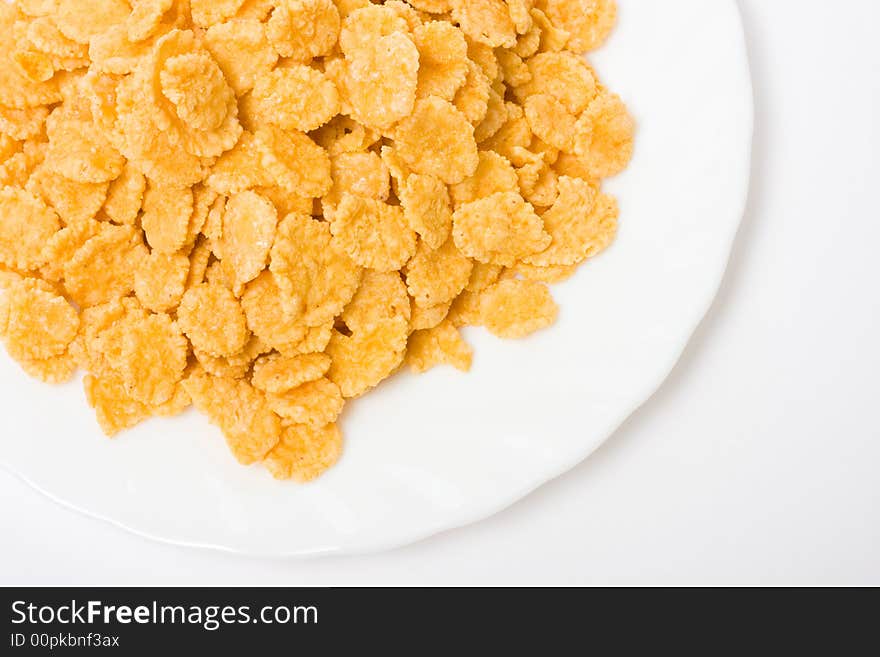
[0,0,633,482]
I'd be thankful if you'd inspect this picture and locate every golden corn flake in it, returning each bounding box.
[126,0,174,42]
[205,19,278,96]
[406,319,473,374]
[191,0,247,29]
[264,422,343,483]
[324,151,390,211]
[267,0,340,61]
[266,377,343,428]
[453,59,492,125]
[574,90,635,178]
[85,373,155,436]
[251,65,339,133]
[521,175,603,266]
[450,150,519,207]
[542,0,617,53]
[515,51,596,114]
[0,0,632,482]
[103,164,145,225]
[160,52,233,132]
[312,115,380,156]
[327,315,409,398]
[27,165,109,225]
[524,93,582,154]
[405,238,473,309]
[18,350,78,385]
[252,352,331,394]
[183,368,281,465]
[515,261,579,284]
[414,21,469,101]
[53,0,129,44]
[399,174,452,250]
[0,104,48,140]
[206,131,274,194]
[342,270,411,333]
[178,283,250,357]
[466,262,504,292]
[0,186,61,270]
[330,194,417,272]
[45,113,125,184]
[451,0,517,48]
[219,190,278,291]
[481,278,558,338]
[114,311,189,406]
[0,278,78,362]
[193,335,270,380]
[270,213,362,327]
[134,251,189,312]
[394,96,479,185]
[241,270,307,351]
[337,31,420,131]
[452,191,550,266]
[141,183,193,254]
[409,298,452,332]
[255,125,332,198]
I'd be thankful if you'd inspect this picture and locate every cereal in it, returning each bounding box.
[178,283,250,358]
[393,96,479,185]
[409,299,452,332]
[0,187,60,270]
[255,125,332,198]
[574,91,635,178]
[336,30,419,130]
[191,0,247,29]
[45,113,125,183]
[0,0,632,481]
[264,422,343,482]
[251,65,339,133]
[38,219,102,282]
[413,21,469,101]
[0,278,78,362]
[27,166,109,225]
[324,151,390,211]
[112,311,188,406]
[399,174,453,250]
[269,213,362,327]
[452,192,551,266]
[252,352,331,394]
[541,0,617,53]
[451,0,517,49]
[141,183,193,254]
[266,377,343,428]
[134,251,189,312]
[266,0,340,61]
[329,194,417,272]
[205,20,278,96]
[450,150,519,207]
[0,104,48,141]
[515,51,597,114]
[523,176,610,266]
[481,278,559,338]
[405,238,474,309]
[218,190,278,292]
[183,368,281,465]
[406,319,473,373]
[103,164,146,225]
[127,0,174,43]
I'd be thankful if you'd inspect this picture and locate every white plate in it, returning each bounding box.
[0,0,752,557]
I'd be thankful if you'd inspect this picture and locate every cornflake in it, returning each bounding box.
[0,0,632,482]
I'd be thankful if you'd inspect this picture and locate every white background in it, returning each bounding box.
[2,0,878,585]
